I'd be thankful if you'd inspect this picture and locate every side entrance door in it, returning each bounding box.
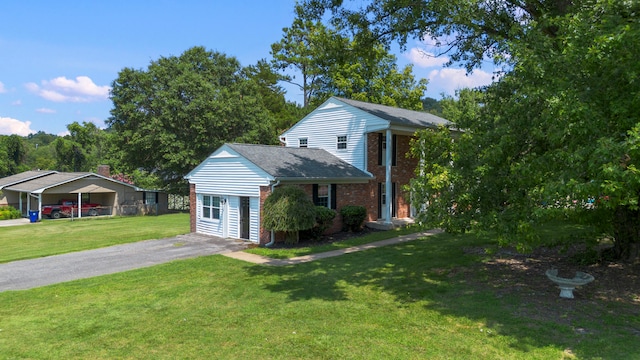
[239,197,250,240]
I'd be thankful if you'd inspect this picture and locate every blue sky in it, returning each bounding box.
[0,1,495,136]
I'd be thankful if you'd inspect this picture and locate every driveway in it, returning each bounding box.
[0,233,250,292]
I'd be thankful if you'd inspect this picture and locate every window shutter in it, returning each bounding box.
[392,134,397,166]
[378,133,383,165]
[312,184,319,205]
[331,184,337,209]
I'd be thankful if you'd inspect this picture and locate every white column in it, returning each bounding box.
[37,194,42,220]
[77,192,82,219]
[385,129,392,225]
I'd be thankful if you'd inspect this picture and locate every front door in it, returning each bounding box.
[240,197,250,240]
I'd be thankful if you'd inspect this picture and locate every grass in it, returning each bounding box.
[246,226,422,259]
[1,228,637,359]
[0,213,190,263]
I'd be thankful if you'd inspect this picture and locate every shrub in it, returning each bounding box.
[0,206,22,220]
[301,206,337,241]
[340,205,367,232]
[262,186,316,244]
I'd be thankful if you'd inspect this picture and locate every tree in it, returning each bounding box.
[311,0,640,260]
[53,122,104,172]
[243,59,306,133]
[107,47,277,193]
[272,4,427,109]
[262,185,317,244]
[0,135,28,176]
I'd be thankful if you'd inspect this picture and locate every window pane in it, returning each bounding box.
[212,208,220,219]
[337,135,347,149]
[203,195,211,206]
[212,196,220,206]
[317,185,329,197]
[203,207,211,218]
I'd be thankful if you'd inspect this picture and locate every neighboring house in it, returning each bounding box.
[186,97,452,244]
[0,166,168,219]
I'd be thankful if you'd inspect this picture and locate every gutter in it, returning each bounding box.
[265,179,281,247]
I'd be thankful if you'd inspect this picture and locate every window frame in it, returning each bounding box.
[336,135,347,150]
[201,194,221,220]
[298,137,308,148]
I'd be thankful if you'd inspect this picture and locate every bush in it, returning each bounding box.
[301,206,337,241]
[340,205,367,232]
[262,186,316,244]
[0,206,22,220]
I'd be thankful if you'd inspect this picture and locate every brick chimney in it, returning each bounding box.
[97,165,111,177]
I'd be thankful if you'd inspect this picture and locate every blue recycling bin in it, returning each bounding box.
[29,210,39,223]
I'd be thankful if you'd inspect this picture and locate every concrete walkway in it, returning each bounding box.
[223,229,442,266]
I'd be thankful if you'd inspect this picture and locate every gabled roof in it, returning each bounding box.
[0,170,57,190]
[1,171,142,194]
[334,97,452,129]
[227,143,372,183]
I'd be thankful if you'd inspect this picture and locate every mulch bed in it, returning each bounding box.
[462,244,640,335]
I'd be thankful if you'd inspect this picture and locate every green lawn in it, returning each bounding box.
[1,228,637,359]
[0,213,190,263]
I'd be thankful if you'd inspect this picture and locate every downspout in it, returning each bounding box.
[265,179,281,247]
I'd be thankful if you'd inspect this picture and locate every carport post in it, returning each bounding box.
[37,194,42,220]
[77,192,82,219]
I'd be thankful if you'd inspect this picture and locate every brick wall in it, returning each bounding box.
[365,132,418,220]
[259,185,273,244]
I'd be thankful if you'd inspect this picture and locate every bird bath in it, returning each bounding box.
[545,269,594,299]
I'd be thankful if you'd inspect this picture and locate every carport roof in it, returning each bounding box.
[0,170,57,190]
[1,171,142,194]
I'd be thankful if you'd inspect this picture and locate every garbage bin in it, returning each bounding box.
[29,210,39,223]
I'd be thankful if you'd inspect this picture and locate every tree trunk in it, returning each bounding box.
[612,205,640,262]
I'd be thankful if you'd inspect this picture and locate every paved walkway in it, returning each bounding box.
[223,229,442,266]
[0,230,441,292]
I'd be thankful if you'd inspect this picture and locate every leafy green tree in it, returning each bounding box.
[53,122,104,172]
[272,4,427,109]
[312,0,640,260]
[0,135,28,176]
[271,14,339,107]
[107,47,277,193]
[243,59,306,133]
[262,185,317,244]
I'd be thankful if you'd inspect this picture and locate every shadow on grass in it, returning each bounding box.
[244,231,639,358]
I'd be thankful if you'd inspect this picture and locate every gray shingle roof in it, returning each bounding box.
[3,172,93,193]
[227,143,372,182]
[335,97,452,128]
[0,170,57,189]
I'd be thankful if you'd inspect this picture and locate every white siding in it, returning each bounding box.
[227,196,240,239]
[195,193,224,237]
[250,197,260,242]
[281,98,388,171]
[188,146,271,243]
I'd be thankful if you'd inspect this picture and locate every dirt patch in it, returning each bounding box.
[462,245,640,333]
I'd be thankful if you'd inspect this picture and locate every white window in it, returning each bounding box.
[337,135,347,150]
[202,195,221,220]
[299,137,308,148]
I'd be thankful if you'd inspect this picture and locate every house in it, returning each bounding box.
[185,97,452,244]
[0,166,168,219]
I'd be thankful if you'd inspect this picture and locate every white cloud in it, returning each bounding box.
[25,76,110,103]
[428,68,496,96]
[404,48,449,68]
[36,108,56,114]
[0,81,6,93]
[11,100,22,106]
[0,117,36,136]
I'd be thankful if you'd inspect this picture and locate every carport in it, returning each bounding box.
[1,172,143,220]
